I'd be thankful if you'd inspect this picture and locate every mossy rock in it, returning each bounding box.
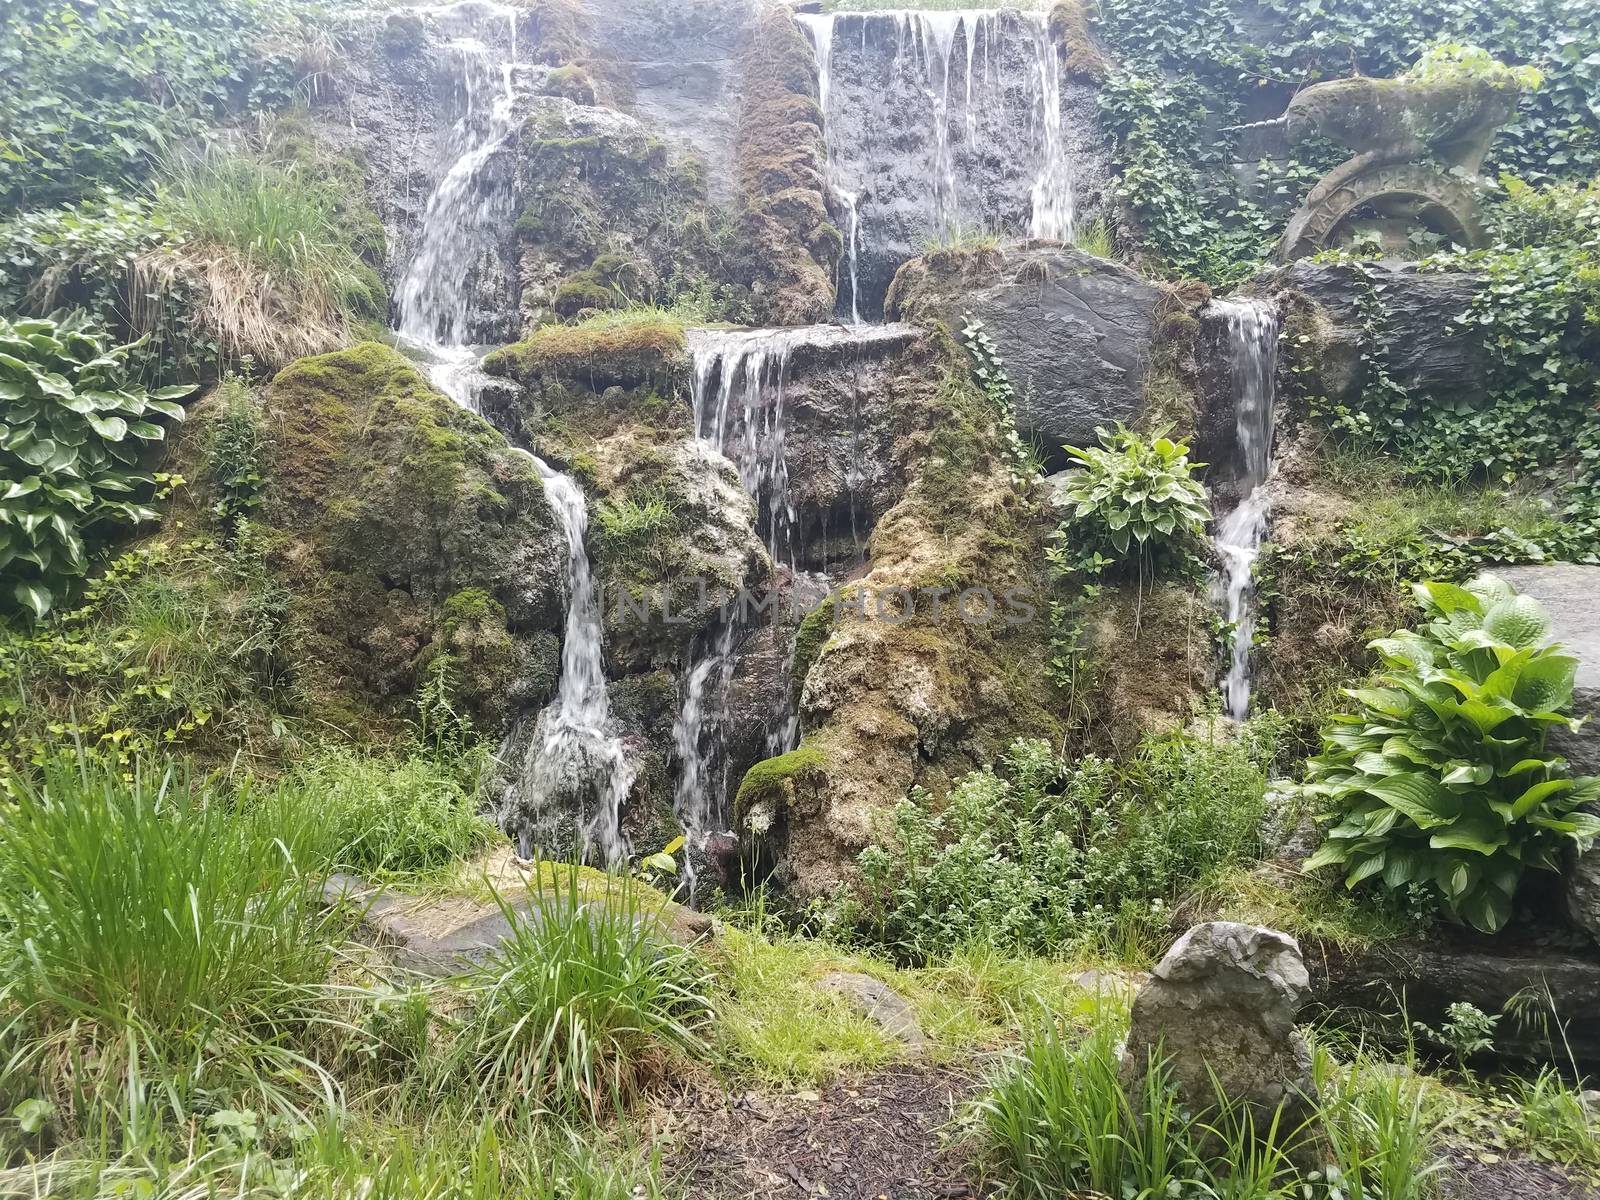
[262,342,567,735]
[734,743,830,827]
[484,314,688,391]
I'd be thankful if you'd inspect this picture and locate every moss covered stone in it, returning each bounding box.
[735,743,829,827]
[484,313,688,391]
[262,342,567,734]
[732,8,836,325]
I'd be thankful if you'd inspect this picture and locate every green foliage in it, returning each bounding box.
[846,728,1277,962]
[0,0,334,209]
[153,145,381,365]
[0,191,211,384]
[960,316,1032,485]
[595,490,677,552]
[1403,43,1543,91]
[0,533,293,778]
[1055,423,1210,563]
[1413,1000,1499,1068]
[443,863,713,1121]
[0,311,192,620]
[978,1006,1446,1200]
[1300,574,1600,934]
[286,747,493,885]
[0,756,335,1136]
[207,374,265,529]
[1093,0,1600,283]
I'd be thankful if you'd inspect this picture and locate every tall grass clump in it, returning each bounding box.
[443,862,713,1121]
[149,146,378,367]
[288,747,493,885]
[977,1006,1446,1199]
[0,757,336,1136]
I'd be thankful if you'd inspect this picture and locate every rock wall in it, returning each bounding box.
[887,243,1163,457]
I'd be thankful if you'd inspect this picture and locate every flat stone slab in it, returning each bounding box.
[322,862,713,977]
[817,971,925,1048]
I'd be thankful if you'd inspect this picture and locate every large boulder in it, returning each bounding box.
[262,342,568,733]
[1257,261,1485,411]
[1122,923,1319,1131]
[886,242,1163,453]
[1499,564,1600,945]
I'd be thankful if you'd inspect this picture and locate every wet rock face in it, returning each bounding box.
[1123,923,1320,1130]
[809,11,1108,320]
[1498,564,1600,946]
[590,438,768,673]
[887,243,1161,454]
[1259,261,1486,410]
[512,98,722,331]
[578,0,754,205]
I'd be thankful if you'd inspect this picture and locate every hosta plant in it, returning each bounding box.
[1301,574,1600,933]
[1056,423,1210,566]
[0,311,191,619]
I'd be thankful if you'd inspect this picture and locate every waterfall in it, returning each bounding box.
[507,461,636,863]
[799,9,1075,318]
[392,2,632,861]
[670,328,817,880]
[394,5,524,409]
[1210,299,1280,722]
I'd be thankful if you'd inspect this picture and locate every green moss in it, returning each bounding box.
[1048,0,1108,81]
[379,10,425,55]
[540,63,596,104]
[552,277,616,318]
[261,343,561,736]
[790,594,836,693]
[735,743,830,822]
[484,312,688,389]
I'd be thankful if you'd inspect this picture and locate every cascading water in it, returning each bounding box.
[799,9,1075,318]
[669,329,814,880]
[393,2,632,860]
[393,4,523,409]
[1209,299,1281,722]
[508,461,636,863]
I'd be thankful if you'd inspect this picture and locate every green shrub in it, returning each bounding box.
[1056,423,1211,565]
[207,374,265,529]
[0,534,293,777]
[0,0,327,209]
[848,727,1277,962]
[0,756,335,1135]
[1300,574,1600,933]
[0,311,192,619]
[0,192,211,385]
[289,747,493,884]
[443,863,712,1121]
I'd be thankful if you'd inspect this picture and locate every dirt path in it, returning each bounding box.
[664,1065,985,1200]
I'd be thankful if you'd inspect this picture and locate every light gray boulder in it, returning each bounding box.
[1122,922,1319,1130]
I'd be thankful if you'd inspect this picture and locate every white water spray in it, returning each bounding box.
[391,4,632,860]
[801,8,1076,310]
[1209,299,1280,722]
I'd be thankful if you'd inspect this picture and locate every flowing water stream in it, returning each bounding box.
[800,9,1074,318]
[393,2,631,861]
[1210,299,1280,722]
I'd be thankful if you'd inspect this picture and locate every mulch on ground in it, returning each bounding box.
[663,1064,986,1200]
[1440,1147,1599,1200]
